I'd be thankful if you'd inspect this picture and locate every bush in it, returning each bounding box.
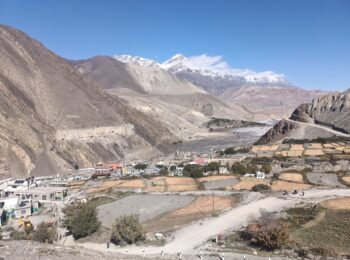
[202,162,220,172]
[134,163,148,170]
[182,164,203,178]
[11,230,27,240]
[62,202,100,239]
[261,164,272,173]
[254,222,289,250]
[251,184,271,192]
[231,162,247,175]
[32,222,56,243]
[169,165,176,172]
[247,163,258,173]
[110,215,144,245]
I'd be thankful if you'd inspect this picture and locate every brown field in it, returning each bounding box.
[308,143,323,149]
[342,176,350,184]
[290,144,305,151]
[166,184,198,192]
[197,175,237,183]
[143,195,236,232]
[85,179,145,194]
[344,148,350,154]
[279,173,304,183]
[251,145,278,153]
[303,149,325,156]
[68,180,86,187]
[320,197,350,210]
[144,185,166,192]
[232,177,269,190]
[164,177,196,186]
[280,150,304,157]
[271,180,312,191]
[323,143,337,148]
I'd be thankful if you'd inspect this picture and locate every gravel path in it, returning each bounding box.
[306,172,346,187]
[97,194,195,228]
[81,188,350,256]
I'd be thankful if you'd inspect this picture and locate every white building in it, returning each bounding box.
[256,171,265,179]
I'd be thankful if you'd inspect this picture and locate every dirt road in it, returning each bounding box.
[77,189,350,256]
[286,119,350,138]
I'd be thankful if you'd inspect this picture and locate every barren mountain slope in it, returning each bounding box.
[291,92,350,133]
[256,91,350,144]
[0,25,176,178]
[220,85,327,120]
[73,57,253,139]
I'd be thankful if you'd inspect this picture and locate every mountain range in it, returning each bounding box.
[0,24,339,178]
[113,54,328,119]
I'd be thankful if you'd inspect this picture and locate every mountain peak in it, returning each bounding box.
[113,55,160,68]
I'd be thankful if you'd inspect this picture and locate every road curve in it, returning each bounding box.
[286,118,350,138]
[77,188,350,255]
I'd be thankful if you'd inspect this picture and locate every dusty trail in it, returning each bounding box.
[286,119,350,138]
[76,189,350,256]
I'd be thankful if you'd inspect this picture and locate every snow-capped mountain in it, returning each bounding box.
[113,53,289,87]
[113,55,161,68]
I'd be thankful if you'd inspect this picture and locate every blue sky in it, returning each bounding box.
[0,0,349,91]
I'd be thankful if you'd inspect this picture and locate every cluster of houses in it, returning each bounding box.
[0,177,68,226]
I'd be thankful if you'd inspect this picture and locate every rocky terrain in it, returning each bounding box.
[73,56,252,140]
[291,91,350,133]
[113,54,328,120]
[0,25,177,178]
[257,90,350,144]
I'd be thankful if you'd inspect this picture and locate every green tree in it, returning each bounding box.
[110,215,144,245]
[182,164,203,178]
[224,147,236,155]
[134,163,148,170]
[231,162,247,175]
[62,203,100,239]
[32,222,56,243]
[169,165,176,172]
[251,184,271,192]
[261,164,272,173]
[247,163,258,173]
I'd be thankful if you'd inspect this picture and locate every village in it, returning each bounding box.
[0,140,350,258]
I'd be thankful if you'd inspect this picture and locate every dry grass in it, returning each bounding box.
[279,173,304,183]
[143,195,236,232]
[308,143,323,149]
[320,197,350,210]
[165,177,196,186]
[232,177,269,190]
[166,184,198,192]
[197,175,237,183]
[85,179,145,194]
[303,149,325,156]
[271,180,311,191]
[285,150,304,157]
[290,144,305,151]
[252,145,279,152]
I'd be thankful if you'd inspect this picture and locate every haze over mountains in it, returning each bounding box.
[114,54,328,119]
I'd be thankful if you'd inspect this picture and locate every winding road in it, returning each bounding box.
[286,118,350,138]
[77,188,350,256]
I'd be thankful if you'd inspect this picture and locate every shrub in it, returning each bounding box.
[247,163,258,173]
[254,221,289,250]
[231,162,247,175]
[182,164,203,178]
[62,202,100,239]
[134,163,148,170]
[169,165,176,172]
[11,230,27,240]
[224,147,236,154]
[261,164,272,173]
[251,184,271,192]
[110,215,144,245]
[32,222,56,243]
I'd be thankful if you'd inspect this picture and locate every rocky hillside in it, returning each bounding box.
[113,54,328,120]
[256,91,350,144]
[291,92,350,133]
[0,25,176,178]
[73,56,253,140]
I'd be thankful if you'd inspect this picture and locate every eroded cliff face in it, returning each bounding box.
[0,25,176,178]
[255,119,298,144]
[291,93,350,133]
